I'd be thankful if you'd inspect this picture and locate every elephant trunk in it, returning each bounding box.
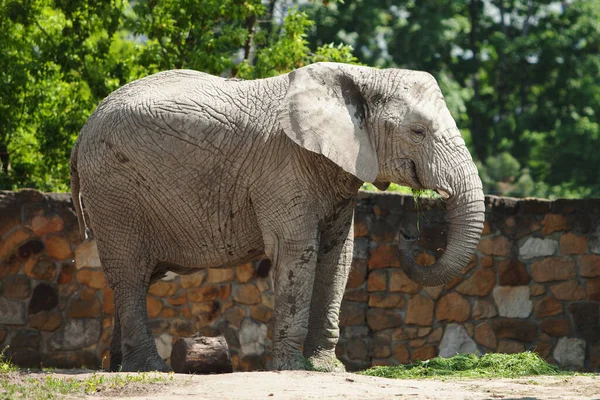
[399,159,485,287]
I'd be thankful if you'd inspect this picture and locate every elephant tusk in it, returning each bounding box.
[436,188,451,199]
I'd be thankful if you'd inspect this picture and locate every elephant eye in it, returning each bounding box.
[409,124,426,143]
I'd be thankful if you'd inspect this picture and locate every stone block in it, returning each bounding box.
[0,255,22,277]
[67,288,101,318]
[423,285,444,299]
[477,235,511,256]
[366,308,403,331]
[233,283,261,305]
[24,259,57,281]
[370,219,395,242]
[155,333,173,360]
[541,214,571,235]
[146,296,164,318]
[393,343,409,364]
[481,256,494,268]
[189,286,219,302]
[0,297,26,324]
[456,268,496,296]
[367,270,387,292]
[580,255,600,277]
[346,338,369,360]
[553,337,586,369]
[224,305,246,328]
[17,239,44,259]
[492,319,538,342]
[535,296,562,318]
[368,293,404,309]
[427,327,444,343]
[540,318,573,337]
[74,240,101,269]
[219,284,231,300]
[0,228,32,261]
[149,280,179,297]
[50,319,101,350]
[493,286,532,318]
[519,237,557,260]
[550,281,586,301]
[498,259,530,286]
[76,269,106,289]
[369,332,392,358]
[207,268,235,283]
[389,270,419,293]
[167,292,188,306]
[436,293,470,322]
[560,233,587,255]
[439,324,478,358]
[28,311,62,332]
[180,271,206,288]
[586,278,600,301]
[474,322,497,349]
[3,275,31,298]
[531,284,546,297]
[497,340,525,354]
[45,235,72,260]
[30,215,64,236]
[568,302,600,342]
[353,238,369,260]
[236,264,255,283]
[57,263,75,284]
[405,294,434,326]
[239,319,268,356]
[368,244,400,269]
[409,338,426,348]
[340,302,365,327]
[346,260,367,289]
[29,283,58,314]
[250,305,273,323]
[411,346,437,362]
[531,258,576,282]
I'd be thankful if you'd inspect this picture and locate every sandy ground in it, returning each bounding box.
[39,370,600,399]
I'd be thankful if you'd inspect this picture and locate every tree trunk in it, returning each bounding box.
[170,334,233,374]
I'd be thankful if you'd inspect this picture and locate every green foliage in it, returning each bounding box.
[360,352,563,379]
[0,347,17,373]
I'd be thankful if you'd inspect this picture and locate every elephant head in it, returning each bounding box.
[278,62,485,286]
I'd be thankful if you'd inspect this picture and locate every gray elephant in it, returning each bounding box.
[70,62,484,372]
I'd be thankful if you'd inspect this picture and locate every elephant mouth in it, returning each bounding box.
[397,158,424,189]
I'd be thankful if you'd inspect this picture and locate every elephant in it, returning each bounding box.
[69,62,485,373]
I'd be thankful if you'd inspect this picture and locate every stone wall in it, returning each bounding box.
[0,190,599,371]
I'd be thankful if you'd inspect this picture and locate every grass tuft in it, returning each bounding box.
[0,347,17,373]
[360,352,563,379]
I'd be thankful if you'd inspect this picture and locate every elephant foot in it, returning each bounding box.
[266,354,312,371]
[121,354,171,373]
[306,351,346,372]
[109,352,123,372]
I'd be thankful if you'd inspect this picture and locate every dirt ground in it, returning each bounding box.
[41,370,600,399]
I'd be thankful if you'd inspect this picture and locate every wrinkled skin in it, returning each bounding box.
[70,62,484,372]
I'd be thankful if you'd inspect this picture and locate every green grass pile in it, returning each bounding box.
[361,352,563,379]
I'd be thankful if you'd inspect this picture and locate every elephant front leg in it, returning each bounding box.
[266,235,319,371]
[109,311,122,371]
[303,205,355,372]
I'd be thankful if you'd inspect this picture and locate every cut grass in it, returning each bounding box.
[360,352,566,379]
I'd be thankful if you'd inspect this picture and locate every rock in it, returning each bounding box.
[553,337,586,369]
[393,343,409,364]
[167,292,188,306]
[189,286,219,302]
[28,283,58,314]
[239,319,267,356]
[233,283,261,304]
[207,268,235,283]
[250,305,273,323]
[492,319,538,342]
[353,238,369,260]
[540,319,572,337]
[481,256,494,268]
[531,284,546,296]
[580,255,600,277]
[160,307,179,319]
[497,341,525,354]
[519,238,557,259]
[439,324,478,358]
[535,296,562,318]
[550,281,586,301]
[45,235,72,260]
[367,270,387,292]
[29,311,62,332]
[146,296,164,318]
[180,271,206,288]
[224,305,246,328]
[472,299,498,320]
[102,288,114,315]
[498,259,530,286]
[389,270,420,293]
[67,288,102,318]
[409,338,426,348]
[411,346,437,362]
[17,239,44,259]
[368,244,400,269]
[261,291,274,309]
[368,293,404,309]
[0,228,32,260]
[588,278,600,301]
[531,258,576,282]
[346,338,369,360]
[57,263,75,284]
[236,264,255,283]
[74,240,101,269]
[0,297,26,324]
[340,302,365,327]
[477,235,511,256]
[149,281,179,297]
[423,285,444,299]
[568,302,600,342]
[456,268,496,296]
[560,233,587,255]
[346,260,367,289]
[155,333,173,360]
[436,293,470,323]
[219,284,231,300]
[493,286,532,318]
[474,322,497,349]
[405,294,434,326]
[76,269,106,289]
[25,259,57,281]
[50,319,101,350]
[369,332,391,358]
[3,275,31,298]
[30,215,64,236]
[366,308,403,331]
[541,214,571,235]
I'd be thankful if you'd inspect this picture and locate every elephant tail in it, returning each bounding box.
[70,139,92,241]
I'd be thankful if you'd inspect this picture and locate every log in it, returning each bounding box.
[170,334,233,374]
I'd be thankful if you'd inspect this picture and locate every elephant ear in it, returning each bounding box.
[278,63,379,183]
